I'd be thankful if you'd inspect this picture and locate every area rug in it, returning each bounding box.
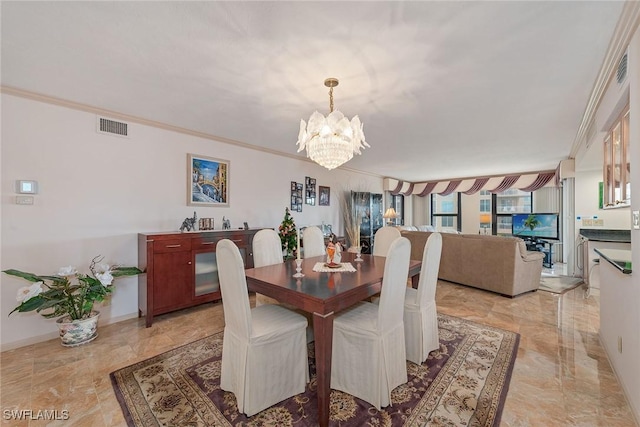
[539,275,584,294]
[110,314,519,427]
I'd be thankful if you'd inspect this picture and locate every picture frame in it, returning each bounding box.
[291,181,303,212]
[296,183,303,212]
[305,176,316,205]
[188,153,229,207]
[319,186,330,206]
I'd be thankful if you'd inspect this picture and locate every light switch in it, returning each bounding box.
[633,211,639,230]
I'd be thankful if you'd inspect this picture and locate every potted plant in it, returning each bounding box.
[278,207,298,259]
[3,255,142,347]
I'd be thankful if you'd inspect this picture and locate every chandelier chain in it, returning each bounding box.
[328,86,334,113]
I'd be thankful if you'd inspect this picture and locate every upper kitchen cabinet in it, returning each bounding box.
[603,106,630,208]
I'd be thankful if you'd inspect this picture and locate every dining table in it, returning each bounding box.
[244,251,422,427]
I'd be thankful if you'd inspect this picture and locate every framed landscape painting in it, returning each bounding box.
[188,153,229,207]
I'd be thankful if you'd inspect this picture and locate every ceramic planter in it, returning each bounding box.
[56,310,100,347]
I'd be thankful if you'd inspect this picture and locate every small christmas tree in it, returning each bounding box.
[278,207,298,259]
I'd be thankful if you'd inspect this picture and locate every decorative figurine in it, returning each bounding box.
[180,211,197,232]
[222,216,231,230]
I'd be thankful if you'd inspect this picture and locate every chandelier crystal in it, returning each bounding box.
[296,78,369,170]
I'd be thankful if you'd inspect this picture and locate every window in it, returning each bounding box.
[441,216,453,227]
[390,194,404,226]
[493,190,532,236]
[431,193,460,232]
[496,188,531,213]
[603,106,630,207]
[478,195,492,234]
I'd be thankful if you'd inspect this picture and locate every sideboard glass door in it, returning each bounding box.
[194,252,218,296]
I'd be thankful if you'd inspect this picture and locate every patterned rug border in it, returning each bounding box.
[110,313,520,427]
[109,332,221,427]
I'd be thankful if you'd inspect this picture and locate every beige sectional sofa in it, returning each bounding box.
[401,231,545,297]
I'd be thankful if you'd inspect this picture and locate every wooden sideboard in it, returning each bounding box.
[138,229,260,327]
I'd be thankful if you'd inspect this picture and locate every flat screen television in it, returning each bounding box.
[511,213,559,240]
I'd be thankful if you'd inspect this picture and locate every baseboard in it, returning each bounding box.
[598,333,640,425]
[1,331,60,352]
[1,312,139,352]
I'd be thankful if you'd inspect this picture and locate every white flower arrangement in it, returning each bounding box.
[4,255,142,321]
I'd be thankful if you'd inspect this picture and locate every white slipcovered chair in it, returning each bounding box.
[216,239,309,417]
[404,232,443,364]
[252,228,315,342]
[330,237,411,409]
[372,226,401,257]
[302,226,325,258]
[252,228,283,307]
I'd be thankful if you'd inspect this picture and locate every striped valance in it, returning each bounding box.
[385,170,557,197]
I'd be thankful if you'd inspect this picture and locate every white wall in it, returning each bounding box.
[574,168,631,230]
[594,25,640,423]
[461,192,481,234]
[408,195,430,227]
[628,26,640,421]
[0,94,382,349]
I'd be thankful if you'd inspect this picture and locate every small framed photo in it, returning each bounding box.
[305,176,316,205]
[291,181,304,212]
[188,154,229,207]
[319,186,330,206]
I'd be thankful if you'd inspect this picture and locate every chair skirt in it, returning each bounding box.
[254,293,280,306]
[331,302,408,409]
[403,287,439,365]
[221,304,309,417]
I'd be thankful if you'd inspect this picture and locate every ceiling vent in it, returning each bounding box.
[616,52,627,84]
[97,116,128,137]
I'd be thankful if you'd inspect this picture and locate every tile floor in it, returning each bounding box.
[1,281,637,426]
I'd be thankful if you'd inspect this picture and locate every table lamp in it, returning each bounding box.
[383,207,398,226]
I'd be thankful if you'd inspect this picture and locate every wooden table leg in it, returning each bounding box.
[411,272,420,289]
[313,311,334,427]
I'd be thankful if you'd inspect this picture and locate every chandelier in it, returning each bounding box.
[296,78,369,170]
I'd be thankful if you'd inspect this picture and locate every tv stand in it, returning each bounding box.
[524,238,553,268]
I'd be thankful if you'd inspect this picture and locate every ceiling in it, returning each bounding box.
[1,1,626,182]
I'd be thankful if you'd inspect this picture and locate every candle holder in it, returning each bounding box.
[354,246,363,262]
[293,258,304,278]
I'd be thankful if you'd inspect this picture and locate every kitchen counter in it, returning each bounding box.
[579,229,631,242]
[594,248,632,274]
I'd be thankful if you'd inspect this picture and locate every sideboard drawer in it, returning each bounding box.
[192,235,225,250]
[194,234,247,250]
[153,239,192,253]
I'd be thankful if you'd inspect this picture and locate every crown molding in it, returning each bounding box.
[0,85,383,179]
[570,1,640,158]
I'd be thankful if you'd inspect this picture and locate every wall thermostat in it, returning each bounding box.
[16,180,38,194]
